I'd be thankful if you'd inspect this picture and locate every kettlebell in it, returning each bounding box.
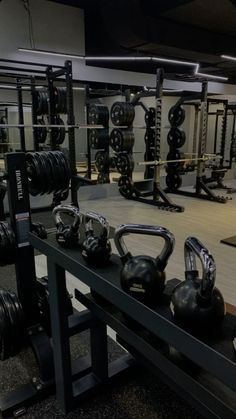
[114,224,175,306]
[82,211,111,266]
[53,204,82,248]
[171,237,225,334]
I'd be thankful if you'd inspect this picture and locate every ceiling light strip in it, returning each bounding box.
[18,48,228,81]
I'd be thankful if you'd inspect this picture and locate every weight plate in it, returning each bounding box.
[167,150,185,169]
[167,127,186,148]
[110,128,134,152]
[88,104,109,126]
[118,176,134,198]
[166,172,182,191]
[145,107,155,127]
[144,129,155,147]
[89,128,109,149]
[97,172,110,184]
[95,151,110,172]
[144,151,155,162]
[115,152,134,176]
[168,105,185,127]
[110,102,135,126]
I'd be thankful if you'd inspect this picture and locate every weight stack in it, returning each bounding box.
[166,104,186,191]
[88,104,110,184]
[110,102,135,196]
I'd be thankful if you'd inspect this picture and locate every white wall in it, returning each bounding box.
[0,0,236,95]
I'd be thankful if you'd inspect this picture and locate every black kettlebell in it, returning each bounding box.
[114,224,175,306]
[82,211,111,266]
[53,204,82,248]
[171,237,225,335]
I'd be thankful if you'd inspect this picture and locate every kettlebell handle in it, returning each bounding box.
[85,211,109,240]
[52,204,82,230]
[114,224,175,269]
[184,237,216,300]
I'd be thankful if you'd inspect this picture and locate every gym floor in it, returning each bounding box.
[1,180,236,418]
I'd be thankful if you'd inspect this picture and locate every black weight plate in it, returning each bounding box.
[145,107,155,127]
[26,153,42,196]
[116,152,134,175]
[37,119,47,143]
[144,129,155,147]
[0,223,10,266]
[167,150,185,169]
[110,128,134,152]
[110,102,135,126]
[89,128,109,149]
[166,172,182,191]
[168,105,185,127]
[118,176,134,198]
[8,291,26,356]
[0,222,15,265]
[39,151,55,194]
[97,173,110,184]
[95,151,110,172]
[1,291,17,356]
[33,152,48,195]
[0,291,11,360]
[88,104,109,126]
[48,151,64,194]
[54,151,71,193]
[144,151,155,162]
[167,127,186,148]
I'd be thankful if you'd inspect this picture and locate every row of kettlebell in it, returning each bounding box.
[52,205,225,336]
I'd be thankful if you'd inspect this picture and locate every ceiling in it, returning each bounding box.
[48,0,236,83]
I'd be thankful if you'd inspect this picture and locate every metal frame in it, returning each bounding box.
[29,232,236,418]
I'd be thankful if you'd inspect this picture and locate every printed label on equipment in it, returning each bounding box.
[15,212,30,247]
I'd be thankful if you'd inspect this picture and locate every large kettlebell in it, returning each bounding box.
[114,224,175,306]
[82,211,111,266]
[53,204,82,248]
[171,237,225,334]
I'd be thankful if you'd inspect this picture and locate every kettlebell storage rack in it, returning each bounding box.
[29,231,236,419]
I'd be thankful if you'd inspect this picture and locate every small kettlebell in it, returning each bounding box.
[82,211,111,266]
[114,224,175,306]
[53,204,82,248]
[171,237,225,334]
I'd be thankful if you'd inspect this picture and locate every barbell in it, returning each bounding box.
[138,154,222,167]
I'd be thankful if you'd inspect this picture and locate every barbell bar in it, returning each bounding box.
[138,154,222,166]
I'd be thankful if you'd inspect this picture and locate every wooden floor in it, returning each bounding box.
[75,182,236,307]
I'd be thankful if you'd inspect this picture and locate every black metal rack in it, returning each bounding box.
[29,231,236,419]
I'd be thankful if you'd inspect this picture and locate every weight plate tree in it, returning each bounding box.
[109,101,135,196]
[166,103,186,191]
[87,103,110,184]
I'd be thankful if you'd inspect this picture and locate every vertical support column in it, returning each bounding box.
[219,102,228,168]
[196,81,208,193]
[90,320,108,381]
[192,104,199,156]
[153,68,164,200]
[5,152,39,326]
[46,65,57,151]
[16,78,26,152]
[31,77,39,151]
[65,60,78,206]
[85,85,92,179]
[47,260,73,412]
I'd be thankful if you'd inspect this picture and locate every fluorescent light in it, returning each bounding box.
[18,47,85,60]
[18,48,228,81]
[221,54,236,61]
[196,71,228,81]
[73,87,85,91]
